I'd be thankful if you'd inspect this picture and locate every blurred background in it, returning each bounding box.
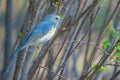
[0,0,120,80]
[0,0,28,70]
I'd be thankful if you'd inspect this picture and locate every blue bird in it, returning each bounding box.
[11,14,62,59]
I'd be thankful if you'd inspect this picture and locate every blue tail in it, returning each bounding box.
[10,28,32,60]
[10,39,27,59]
[11,48,19,58]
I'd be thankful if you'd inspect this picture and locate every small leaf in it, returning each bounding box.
[111,27,117,35]
[108,21,114,28]
[102,40,110,49]
[55,2,59,5]
[52,3,58,7]
[92,64,108,72]
[112,27,116,33]
[108,21,117,35]
[116,34,120,40]
[116,51,120,62]
[19,31,23,37]
[91,64,97,72]
[58,12,64,18]
[92,64,97,68]
[115,43,120,50]
[52,2,59,7]
[100,66,109,72]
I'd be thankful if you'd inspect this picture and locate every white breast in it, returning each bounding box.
[38,27,56,43]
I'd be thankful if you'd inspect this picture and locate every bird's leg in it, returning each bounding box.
[46,40,50,45]
[25,46,34,54]
[32,45,41,59]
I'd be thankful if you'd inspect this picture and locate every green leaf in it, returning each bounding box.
[55,2,59,5]
[58,12,64,18]
[108,21,114,28]
[111,27,117,35]
[116,34,120,40]
[91,64,97,72]
[92,64,97,68]
[102,40,110,49]
[52,2,59,7]
[108,21,117,35]
[92,64,109,72]
[115,43,120,50]
[100,66,109,72]
[116,51,120,62]
[19,31,23,37]
[52,2,58,7]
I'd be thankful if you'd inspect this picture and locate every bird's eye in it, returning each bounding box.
[56,17,58,20]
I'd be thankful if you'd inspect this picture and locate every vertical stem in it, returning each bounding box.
[1,0,13,80]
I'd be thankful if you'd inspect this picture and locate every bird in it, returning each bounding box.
[11,14,62,59]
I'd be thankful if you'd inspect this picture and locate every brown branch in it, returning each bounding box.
[85,1,120,79]
[39,65,67,80]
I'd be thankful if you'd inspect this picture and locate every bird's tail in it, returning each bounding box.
[10,47,21,60]
[10,38,27,60]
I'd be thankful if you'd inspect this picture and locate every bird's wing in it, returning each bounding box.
[21,21,54,48]
[25,21,54,45]
[11,21,54,58]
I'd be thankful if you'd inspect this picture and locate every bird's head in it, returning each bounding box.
[44,14,62,26]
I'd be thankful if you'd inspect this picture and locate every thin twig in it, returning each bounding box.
[39,65,67,80]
